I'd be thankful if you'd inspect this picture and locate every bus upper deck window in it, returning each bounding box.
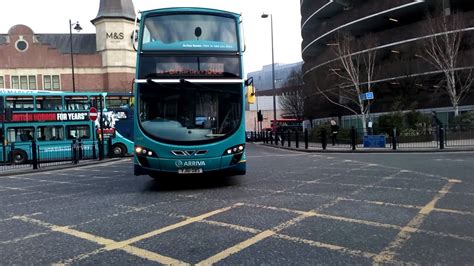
[6,96,34,111]
[36,96,62,110]
[65,96,89,110]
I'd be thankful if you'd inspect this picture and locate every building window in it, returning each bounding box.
[0,76,4,88]
[44,76,51,90]
[12,76,19,89]
[15,39,29,52]
[11,75,37,90]
[43,75,60,90]
[52,75,60,90]
[20,76,28,90]
[28,75,36,90]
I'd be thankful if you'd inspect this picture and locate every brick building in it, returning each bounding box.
[0,0,136,92]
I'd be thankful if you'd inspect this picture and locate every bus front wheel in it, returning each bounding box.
[111,143,126,157]
[10,150,28,164]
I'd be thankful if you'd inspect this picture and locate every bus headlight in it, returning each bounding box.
[223,144,245,156]
[135,146,157,157]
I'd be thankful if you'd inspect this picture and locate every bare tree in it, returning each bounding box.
[422,12,473,116]
[314,32,378,134]
[279,69,305,120]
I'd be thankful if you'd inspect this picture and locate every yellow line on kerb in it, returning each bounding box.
[373,179,460,263]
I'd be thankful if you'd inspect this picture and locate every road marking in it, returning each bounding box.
[105,204,238,251]
[239,202,474,243]
[4,191,92,207]
[373,180,459,263]
[0,232,51,245]
[197,230,275,265]
[57,204,240,263]
[199,220,261,234]
[435,158,465,162]
[0,186,27,191]
[275,233,378,259]
[0,191,44,199]
[13,216,187,265]
[197,208,316,265]
[120,245,186,265]
[246,153,307,158]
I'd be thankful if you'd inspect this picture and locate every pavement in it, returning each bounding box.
[0,158,122,177]
[260,141,474,153]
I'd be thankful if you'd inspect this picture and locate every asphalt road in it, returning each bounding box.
[0,144,473,264]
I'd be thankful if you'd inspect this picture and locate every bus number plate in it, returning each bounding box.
[178,168,203,174]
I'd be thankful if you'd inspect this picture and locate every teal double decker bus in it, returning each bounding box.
[133,8,254,177]
[0,90,134,164]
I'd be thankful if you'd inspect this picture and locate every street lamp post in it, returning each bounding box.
[261,13,277,132]
[69,20,82,93]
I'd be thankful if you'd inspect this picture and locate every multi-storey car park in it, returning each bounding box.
[301,0,474,124]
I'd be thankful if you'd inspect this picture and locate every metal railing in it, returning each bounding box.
[0,138,114,173]
[247,123,474,151]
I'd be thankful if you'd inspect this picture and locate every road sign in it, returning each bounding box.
[89,107,98,121]
[360,92,374,101]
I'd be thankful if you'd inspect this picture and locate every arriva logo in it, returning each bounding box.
[175,160,206,168]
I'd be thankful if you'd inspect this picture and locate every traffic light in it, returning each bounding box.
[257,110,263,122]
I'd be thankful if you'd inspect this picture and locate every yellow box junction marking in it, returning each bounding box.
[373,180,460,263]
[13,204,242,265]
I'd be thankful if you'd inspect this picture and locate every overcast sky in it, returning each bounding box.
[0,0,303,74]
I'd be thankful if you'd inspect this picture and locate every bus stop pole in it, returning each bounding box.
[91,120,96,159]
[99,95,105,160]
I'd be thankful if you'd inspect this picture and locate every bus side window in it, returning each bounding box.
[38,126,64,141]
[7,127,35,142]
[67,125,90,140]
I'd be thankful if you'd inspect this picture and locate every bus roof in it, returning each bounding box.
[0,89,131,97]
[0,88,63,94]
[140,7,240,19]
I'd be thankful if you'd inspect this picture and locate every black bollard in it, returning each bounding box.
[31,140,38,169]
[392,128,397,150]
[304,129,309,149]
[295,130,299,148]
[439,125,445,149]
[351,127,356,151]
[322,128,327,150]
[288,130,291,147]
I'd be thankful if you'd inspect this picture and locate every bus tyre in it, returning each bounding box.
[111,143,126,157]
[11,150,28,164]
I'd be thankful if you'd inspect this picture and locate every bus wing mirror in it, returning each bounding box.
[246,77,256,104]
[131,13,140,51]
[131,29,139,51]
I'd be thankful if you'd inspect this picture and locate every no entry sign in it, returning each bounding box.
[89,107,98,121]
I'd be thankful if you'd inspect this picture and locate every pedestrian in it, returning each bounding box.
[330,119,339,146]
